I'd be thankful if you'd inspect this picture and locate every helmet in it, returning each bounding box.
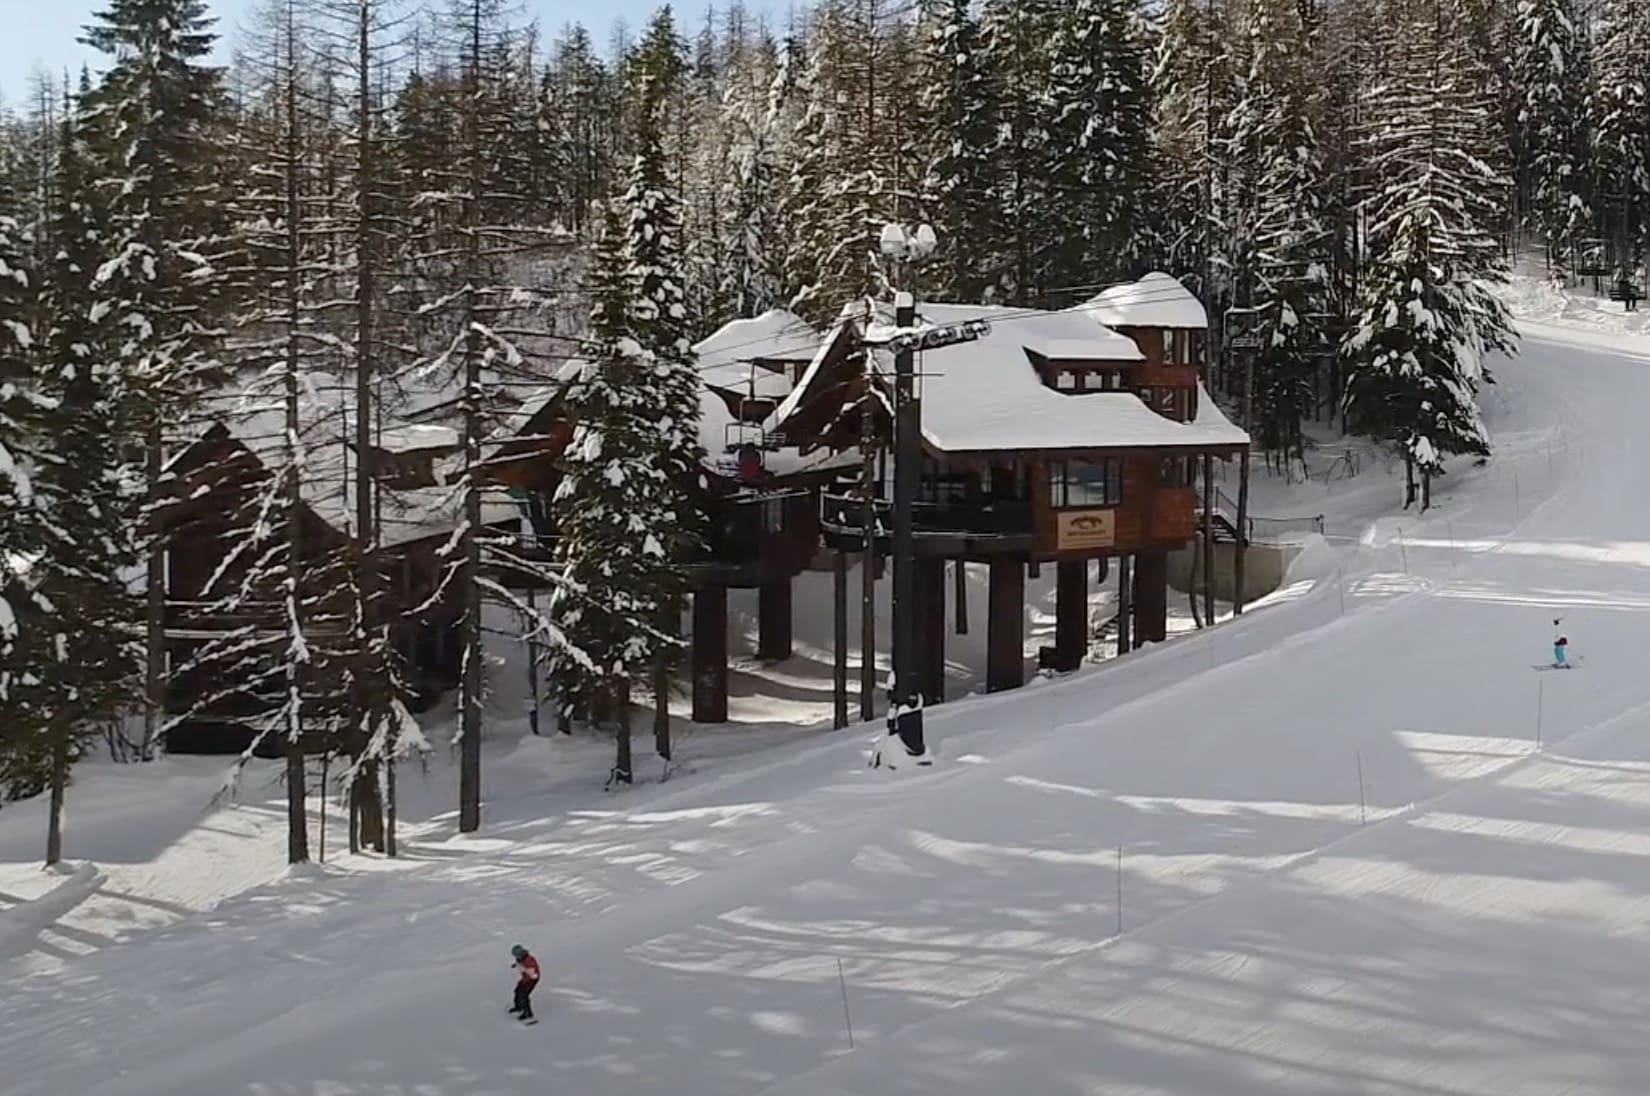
[511,944,528,960]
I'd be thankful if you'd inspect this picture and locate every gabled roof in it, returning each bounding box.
[167,377,518,550]
[771,298,1248,456]
[696,310,820,400]
[1086,272,1209,330]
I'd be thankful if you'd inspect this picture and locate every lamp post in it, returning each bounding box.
[871,224,984,766]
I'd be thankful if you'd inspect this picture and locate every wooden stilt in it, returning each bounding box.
[757,580,793,662]
[833,551,849,729]
[691,586,728,724]
[1117,555,1133,655]
[1055,559,1087,672]
[987,558,1025,692]
[1234,450,1252,614]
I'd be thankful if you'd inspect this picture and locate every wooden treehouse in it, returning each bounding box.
[156,406,517,745]
[769,272,1250,708]
[486,311,858,724]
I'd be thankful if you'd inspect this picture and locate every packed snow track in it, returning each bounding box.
[7,322,1650,1094]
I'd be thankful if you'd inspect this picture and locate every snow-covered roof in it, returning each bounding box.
[696,310,820,399]
[1086,272,1209,330]
[179,377,517,550]
[373,424,459,454]
[890,303,1239,453]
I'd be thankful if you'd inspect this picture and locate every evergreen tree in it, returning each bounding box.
[1152,0,1240,293]
[1046,0,1153,289]
[1513,0,1591,277]
[717,33,791,318]
[80,0,238,761]
[1343,0,1515,510]
[538,24,620,237]
[916,0,1002,302]
[980,0,1061,305]
[23,88,142,860]
[549,202,682,787]
[1233,0,1330,461]
[0,197,48,801]
[1589,0,1650,277]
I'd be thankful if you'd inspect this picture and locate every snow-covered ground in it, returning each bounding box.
[5,278,1650,1094]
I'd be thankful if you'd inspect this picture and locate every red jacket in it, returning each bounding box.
[513,954,541,985]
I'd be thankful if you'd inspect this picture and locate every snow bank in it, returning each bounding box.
[0,863,103,960]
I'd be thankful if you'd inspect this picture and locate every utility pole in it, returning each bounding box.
[871,223,986,765]
[888,292,923,759]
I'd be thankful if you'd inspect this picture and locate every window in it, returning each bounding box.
[1170,330,1188,366]
[1159,457,1193,488]
[1049,459,1122,509]
[918,457,970,504]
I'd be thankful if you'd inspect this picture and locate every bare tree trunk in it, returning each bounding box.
[45,722,69,866]
[858,384,877,721]
[282,1,310,866]
[1202,453,1216,626]
[653,599,673,761]
[348,0,384,854]
[457,0,485,833]
[144,424,166,762]
[1234,450,1251,615]
[612,680,633,785]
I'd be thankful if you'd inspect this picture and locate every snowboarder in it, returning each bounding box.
[508,944,540,1022]
[1552,619,1570,669]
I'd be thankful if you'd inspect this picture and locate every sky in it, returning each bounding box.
[1,1,791,105]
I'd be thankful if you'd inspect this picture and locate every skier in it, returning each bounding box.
[1552,619,1570,669]
[508,944,540,1022]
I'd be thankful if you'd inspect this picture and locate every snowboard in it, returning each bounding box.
[508,1008,539,1026]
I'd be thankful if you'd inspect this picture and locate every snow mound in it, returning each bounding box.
[0,863,103,960]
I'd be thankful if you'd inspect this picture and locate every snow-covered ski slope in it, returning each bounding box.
[9,319,1650,1095]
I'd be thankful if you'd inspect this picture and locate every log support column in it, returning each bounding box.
[691,586,728,724]
[833,553,849,729]
[1134,551,1169,644]
[757,579,793,662]
[916,558,946,704]
[987,559,1025,693]
[1054,558,1088,672]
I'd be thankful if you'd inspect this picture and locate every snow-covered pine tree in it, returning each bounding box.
[717,32,792,318]
[779,35,833,322]
[19,86,144,861]
[1588,0,1650,278]
[545,24,618,237]
[1232,0,1331,462]
[916,0,1003,303]
[0,188,52,805]
[612,7,703,780]
[80,0,239,762]
[980,0,1061,305]
[782,0,910,322]
[1045,0,1153,290]
[1152,0,1241,293]
[1513,0,1592,278]
[1343,0,1515,510]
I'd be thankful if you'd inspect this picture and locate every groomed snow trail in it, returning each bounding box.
[7,324,1650,1095]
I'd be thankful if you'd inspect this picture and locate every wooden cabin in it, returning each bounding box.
[485,314,857,724]
[770,273,1249,702]
[156,410,516,737]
